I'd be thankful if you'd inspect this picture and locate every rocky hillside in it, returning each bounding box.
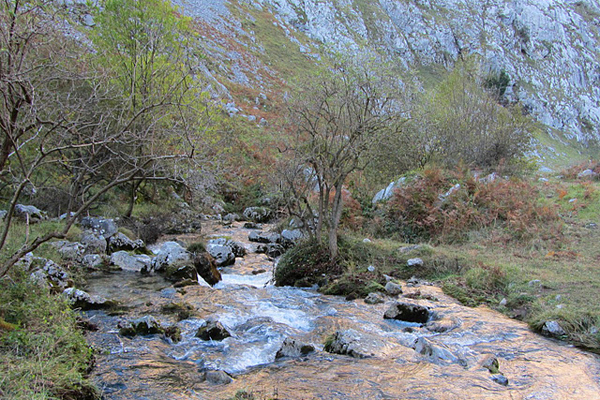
[172,0,600,162]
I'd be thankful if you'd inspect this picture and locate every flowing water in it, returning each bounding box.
[84,221,600,399]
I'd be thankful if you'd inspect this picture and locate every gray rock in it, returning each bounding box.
[324,330,375,359]
[528,279,542,287]
[30,258,70,290]
[63,288,112,310]
[491,374,509,386]
[15,204,46,222]
[207,238,246,257]
[206,243,236,267]
[118,316,163,336]
[372,177,406,204]
[82,254,105,269]
[541,320,567,338]
[108,232,145,253]
[407,258,423,267]
[248,231,281,244]
[577,169,597,178]
[482,355,500,374]
[281,229,303,246]
[499,298,508,306]
[413,337,467,367]
[384,281,403,296]
[400,245,422,254]
[243,206,272,223]
[275,338,315,358]
[80,217,118,238]
[384,302,431,323]
[243,222,259,229]
[52,241,85,261]
[110,251,151,272]
[0,210,7,220]
[266,243,285,258]
[80,232,107,254]
[196,320,231,341]
[222,213,240,222]
[151,241,191,272]
[202,370,233,385]
[364,292,384,304]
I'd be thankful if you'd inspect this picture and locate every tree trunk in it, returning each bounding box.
[124,179,143,218]
[328,183,344,260]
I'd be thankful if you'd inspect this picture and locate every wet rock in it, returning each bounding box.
[118,316,163,336]
[15,204,46,222]
[243,206,272,223]
[110,251,151,272]
[30,258,70,290]
[80,217,118,238]
[206,243,235,267]
[364,292,385,304]
[108,232,146,253]
[202,370,232,385]
[164,264,197,282]
[491,374,509,386]
[384,302,431,323]
[324,330,374,359]
[80,232,107,254]
[275,338,315,358]
[192,253,222,286]
[63,288,112,310]
[384,281,403,296]
[243,222,259,229]
[208,238,246,258]
[482,355,500,374]
[541,320,567,338]
[196,320,231,341]
[252,268,267,275]
[407,258,423,267]
[248,231,281,244]
[426,318,460,333]
[413,337,466,366]
[164,325,182,343]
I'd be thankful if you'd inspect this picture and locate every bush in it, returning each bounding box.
[274,239,337,287]
[385,168,562,243]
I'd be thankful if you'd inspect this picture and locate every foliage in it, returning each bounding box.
[385,167,562,243]
[0,269,98,400]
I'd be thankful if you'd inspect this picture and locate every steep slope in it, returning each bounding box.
[174,0,600,161]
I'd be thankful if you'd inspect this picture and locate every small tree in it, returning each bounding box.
[282,59,406,259]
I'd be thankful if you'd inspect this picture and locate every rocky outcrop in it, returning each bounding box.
[80,217,118,238]
[63,288,113,310]
[196,319,231,341]
[275,338,315,358]
[118,316,164,336]
[108,232,146,253]
[193,252,222,285]
[14,204,46,222]
[243,206,272,223]
[110,251,152,272]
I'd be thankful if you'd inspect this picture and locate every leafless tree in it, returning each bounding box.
[282,59,407,259]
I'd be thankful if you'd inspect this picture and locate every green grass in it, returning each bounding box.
[0,269,98,399]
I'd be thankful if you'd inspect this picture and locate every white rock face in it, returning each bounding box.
[177,0,600,144]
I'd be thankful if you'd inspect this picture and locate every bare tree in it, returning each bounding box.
[282,59,406,259]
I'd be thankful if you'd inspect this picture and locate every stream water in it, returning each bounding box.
[83,221,600,399]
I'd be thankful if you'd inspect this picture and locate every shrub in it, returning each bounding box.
[386,168,561,243]
[274,239,337,287]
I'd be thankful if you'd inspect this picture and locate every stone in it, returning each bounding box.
[248,231,281,244]
[482,355,500,374]
[108,232,145,253]
[208,238,246,257]
[577,169,597,178]
[164,325,182,343]
[324,330,374,359]
[80,232,107,254]
[0,210,7,220]
[80,217,118,238]
[364,292,384,305]
[426,318,460,333]
[384,302,431,323]
[367,265,375,272]
[541,320,567,338]
[14,204,46,222]
[384,281,403,296]
[151,241,191,272]
[275,338,315,358]
[118,316,163,336]
[110,251,151,272]
[372,177,406,204]
[82,254,105,269]
[193,253,222,286]
[499,298,508,306]
[491,374,509,386]
[222,213,240,222]
[196,320,231,341]
[30,258,70,290]
[63,288,112,310]
[202,370,232,385]
[528,279,541,287]
[266,243,285,258]
[52,241,85,261]
[206,243,236,267]
[281,229,303,246]
[242,206,272,223]
[413,337,466,366]
[407,258,423,267]
[400,245,422,254]
[243,222,259,229]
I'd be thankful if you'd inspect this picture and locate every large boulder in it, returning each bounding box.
[151,242,191,272]
[110,251,152,272]
[384,302,431,323]
[243,206,272,223]
[281,229,303,247]
[80,232,107,254]
[14,204,46,222]
[206,242,236,267]
[208,238,246,257]
[118,316,163,336]
[52,241,85,261]
[324,330,378,359]
[372,177,406,204]
[80,217,118,238]
[248,231,281,244]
